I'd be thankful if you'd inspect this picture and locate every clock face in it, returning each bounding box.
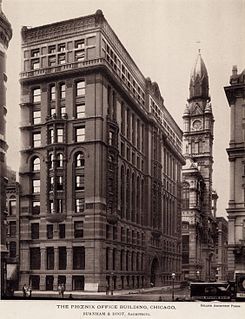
[192,120,202,130]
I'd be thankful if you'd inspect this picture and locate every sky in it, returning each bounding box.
[3,0,245,218]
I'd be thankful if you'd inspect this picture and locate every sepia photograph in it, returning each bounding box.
[0,0,245,317]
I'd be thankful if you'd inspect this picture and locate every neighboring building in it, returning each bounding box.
[6,167,20,293]
[181,52,218,281]
[224,66,245,279]
[215,216,228,281]
[0,0,12,297]
[19,10,185,292]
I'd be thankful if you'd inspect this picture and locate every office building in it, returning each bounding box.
[19,10,185,291]
[224,66,245,279]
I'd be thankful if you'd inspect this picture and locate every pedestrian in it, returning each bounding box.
[22,284,27,298]
[106,283,109,295]
[28,285,32,298]
[58,283,62,297]
[61,283,65,298]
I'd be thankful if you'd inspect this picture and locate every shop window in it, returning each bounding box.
[30,248,41,270]
[73,247,85,269]
[46,247,54,270]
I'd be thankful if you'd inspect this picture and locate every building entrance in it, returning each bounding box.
[150,257,159,286]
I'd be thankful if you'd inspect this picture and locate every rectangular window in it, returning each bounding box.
[47,224,53,239]
[49,176,54,192]
[75,39,85,49]
[57,199,63,213]
[33,110,41,125]
[48,45,56,54]
[31,49,40,57]
[76,103,85,118]
[57,176,63,190]
[32,88,41,103]
[32,201,40,215]
[50,107,55,117]
[9,242,16,258]
[57,128,64,143]
[60,84,66,99]
[31,59,40,70]
[73,247,85,270]
[30,248,41,270]
[60,105,66,116]
[58,54,66,64]
[74,221,84,238]
[49,128,54,144]
[48,55,56,66]
[75,198,84,213]
[75,126,85,142]
[75,50,85,61]
[50,85,56,101]
[59,247,67,270]
[75,175,84,190]
[76,80,85,96]
[46,247,54,270]
[59,224,66,239]
[33,132,41,147]
[50,200,54,214]
[9,200,16,216]
[9,221,16,237]
[58,43,66,52]
[32,179,40,193]
[31,223,39,239]
[113,226,117,240]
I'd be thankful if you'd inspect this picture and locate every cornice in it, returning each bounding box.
[21,14,97,45]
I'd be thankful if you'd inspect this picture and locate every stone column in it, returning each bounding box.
[40,246,46,271]
[54,247,59,271]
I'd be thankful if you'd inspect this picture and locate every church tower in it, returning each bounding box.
[182,51,217,281]
[183,51,214,220]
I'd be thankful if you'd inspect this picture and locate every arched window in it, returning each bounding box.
[57,153,63,168]
[32,157,40,171]
[76,153,85,168]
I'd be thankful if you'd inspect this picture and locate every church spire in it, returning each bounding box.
[189,51,209,101]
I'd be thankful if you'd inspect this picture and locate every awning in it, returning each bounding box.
[7,264,17,281]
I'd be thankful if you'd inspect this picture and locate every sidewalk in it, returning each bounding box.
[13,285,180,299]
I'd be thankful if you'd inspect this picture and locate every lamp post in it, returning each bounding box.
[196,270,200,281]
[171,272,176,301]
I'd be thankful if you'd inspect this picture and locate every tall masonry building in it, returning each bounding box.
[19,10,185,292]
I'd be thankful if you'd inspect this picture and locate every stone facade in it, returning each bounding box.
[181,52,218,281]
[5,167,20,293]
[215,217,228,281]
[224,66,245,279]
[0,0,12,297]
[19,10,185,292]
